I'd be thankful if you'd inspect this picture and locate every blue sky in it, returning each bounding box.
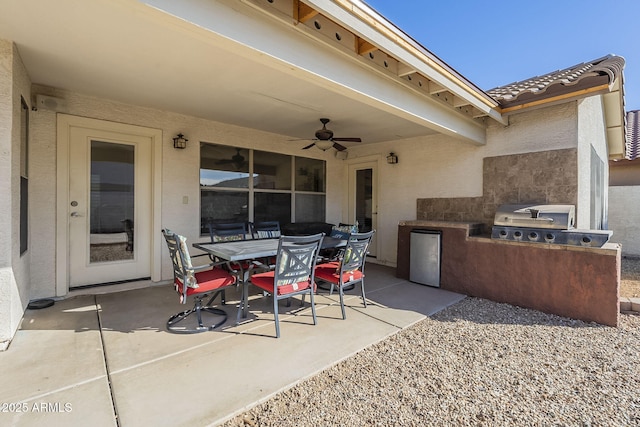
[364,0,639,111]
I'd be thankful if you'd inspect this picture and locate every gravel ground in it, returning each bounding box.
[622,257,640,298]
[223,298,640,427]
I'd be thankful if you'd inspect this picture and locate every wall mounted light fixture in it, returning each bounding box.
[173,133,188,149]
[387,152,398,164]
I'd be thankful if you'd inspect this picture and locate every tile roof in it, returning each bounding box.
[487,55,625,109]
[627,110,639,160]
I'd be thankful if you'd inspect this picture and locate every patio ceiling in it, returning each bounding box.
[0,0,497,146]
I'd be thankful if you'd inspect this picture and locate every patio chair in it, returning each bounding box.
[208,222,250,242]
[314,230,375,320]
[250,220,282,271]
[248,233,324,338]
[329,222,359,239]
[321,222,359,262]
[251,221,281,239]
[207,221,253,282]
[162,229,237,334]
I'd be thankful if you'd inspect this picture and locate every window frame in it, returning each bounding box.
[199,143,326,235]
[20,96,29,255]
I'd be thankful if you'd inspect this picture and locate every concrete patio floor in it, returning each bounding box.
[0,264,465,427]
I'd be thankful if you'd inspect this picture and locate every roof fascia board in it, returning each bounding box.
[145,0,487,144]
[304,0,506,125]
[603,86,625,160]
[499,84,610,114]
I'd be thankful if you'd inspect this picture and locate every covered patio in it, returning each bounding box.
[1,0,504,349]
[0,264,465,426]
[0,0,626,386]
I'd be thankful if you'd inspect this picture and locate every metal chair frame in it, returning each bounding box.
[208,222,250,242]
[251,221,281,239]
[206,222,253,296]
[249,233,324,338]
[162,229,237,334]
[315,231,375,319]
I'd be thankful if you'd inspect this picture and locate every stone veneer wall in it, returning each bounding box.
[417,148,578,232]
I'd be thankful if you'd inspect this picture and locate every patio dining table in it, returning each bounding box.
[193,236,346,322]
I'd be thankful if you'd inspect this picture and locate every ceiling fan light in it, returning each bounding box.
[315,140,333,151]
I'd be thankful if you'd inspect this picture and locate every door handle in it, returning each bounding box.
[70,211,83,217]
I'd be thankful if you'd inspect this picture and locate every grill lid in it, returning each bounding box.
[493,204,575,230]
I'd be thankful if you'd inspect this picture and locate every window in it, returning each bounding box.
[294,156,326,222]
[590,146,605,229]
[200,143,326,234]
[20,97,28,255]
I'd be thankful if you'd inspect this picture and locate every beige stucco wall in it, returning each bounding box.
[345,102,580,265]
[608,186,640,257]
[577,95,608,229]
[0,40,32,349]
[28,85,344,298]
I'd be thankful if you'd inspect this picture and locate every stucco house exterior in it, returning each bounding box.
[609,110,640,256]
[0,0,628,348]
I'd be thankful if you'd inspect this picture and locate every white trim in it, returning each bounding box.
[345,155,379,257]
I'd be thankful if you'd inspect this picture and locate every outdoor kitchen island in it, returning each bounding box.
[397,220,621,326]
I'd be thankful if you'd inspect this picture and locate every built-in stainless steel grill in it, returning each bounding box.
[491,204,612,247]
[493,204,575,229]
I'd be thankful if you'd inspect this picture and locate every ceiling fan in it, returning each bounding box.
[216,148,246,168]
[299,118,362,151]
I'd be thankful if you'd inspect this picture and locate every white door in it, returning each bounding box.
[348,161,378,257]
[66,125,152,287]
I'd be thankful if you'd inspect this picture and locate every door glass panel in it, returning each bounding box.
[356,169,373,232]
[89,141,134,263]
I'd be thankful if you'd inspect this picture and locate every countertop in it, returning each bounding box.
[398,220,484,232]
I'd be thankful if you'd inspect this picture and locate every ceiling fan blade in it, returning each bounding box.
[332,137,361,142]
[333,142,347,151]
[302,142,316,150]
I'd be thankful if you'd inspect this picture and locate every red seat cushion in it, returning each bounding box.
[176,267,236,297]
[315,263,364,285]
[251,271,313,295]
[229,261,252,271]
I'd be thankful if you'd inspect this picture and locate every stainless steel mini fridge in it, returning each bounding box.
[409,230,441,287]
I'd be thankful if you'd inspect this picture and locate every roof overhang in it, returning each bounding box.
[603,77,626,160]
[488,55,627,160]
[299,0,504,123]
[0,0,505,147]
